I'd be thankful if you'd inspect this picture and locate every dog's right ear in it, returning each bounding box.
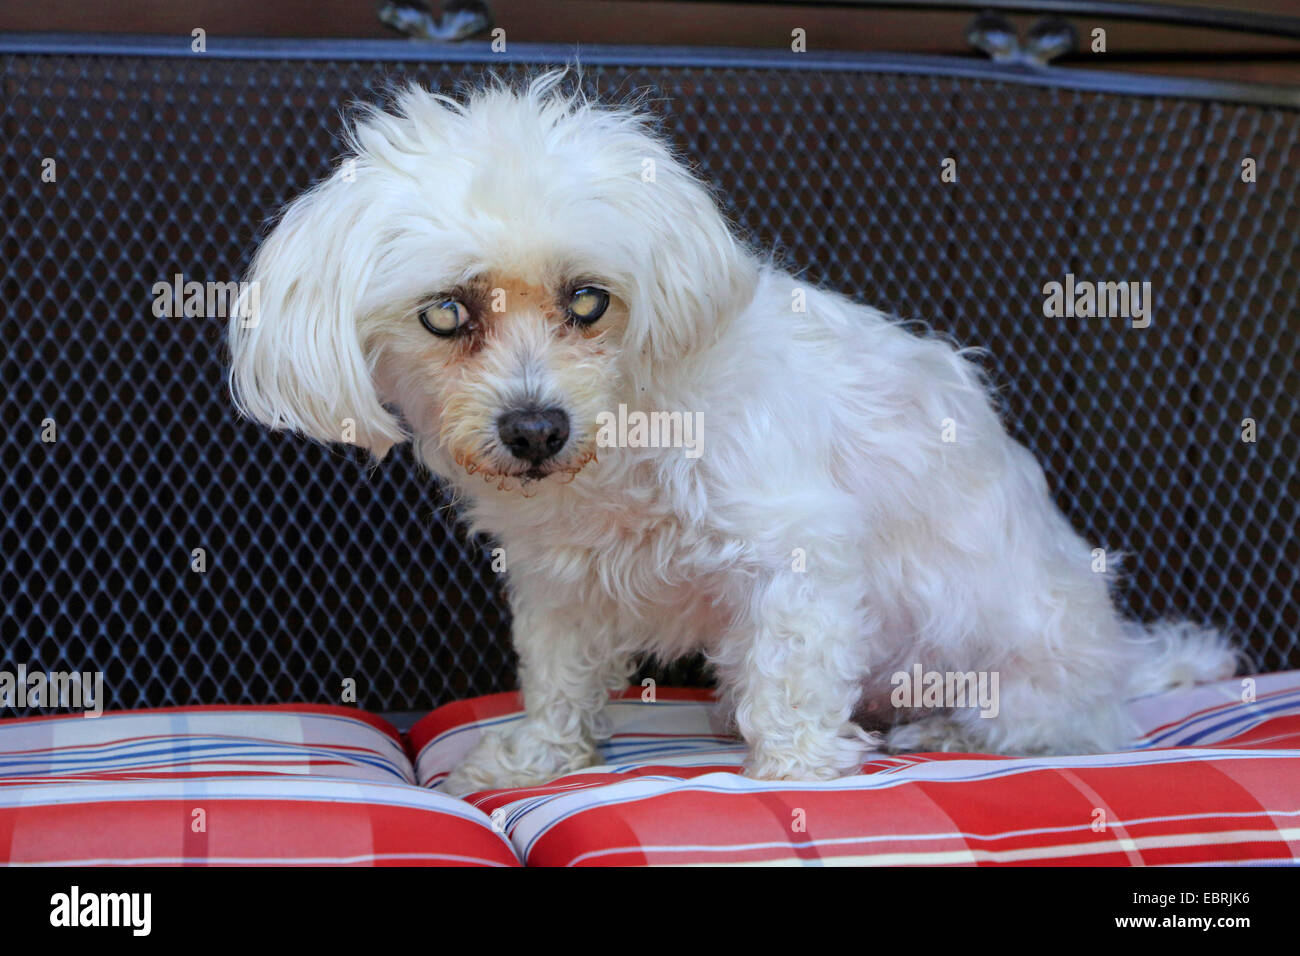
[227,169,406,459]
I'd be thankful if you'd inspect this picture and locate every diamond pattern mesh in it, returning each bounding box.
[2,50,1297,718]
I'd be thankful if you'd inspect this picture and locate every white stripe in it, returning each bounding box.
[7,852,512,866]
[576,827,1300,866]
[3,776,504,830]
[562,809,1300,865]
[1166,858,1300,867]
[6,760,401,782]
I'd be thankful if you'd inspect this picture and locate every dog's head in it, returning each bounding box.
[228,72,753,492]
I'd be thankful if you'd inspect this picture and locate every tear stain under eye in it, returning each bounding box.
[446,322,488,358]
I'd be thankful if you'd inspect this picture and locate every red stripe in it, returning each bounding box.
[0,798,518,866]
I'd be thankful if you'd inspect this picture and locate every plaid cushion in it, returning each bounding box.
[412,675,1300,866]
[0,705,518,866]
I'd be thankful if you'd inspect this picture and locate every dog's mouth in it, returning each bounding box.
[450,445,598,491]
[512,447,597,484]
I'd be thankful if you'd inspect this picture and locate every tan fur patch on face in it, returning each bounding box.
[373,268,627,492]
[489,276,628,343]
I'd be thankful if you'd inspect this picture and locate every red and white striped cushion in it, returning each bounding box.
[0,705,518,866]
[9,677,1296,867]
[413,674,1300,866]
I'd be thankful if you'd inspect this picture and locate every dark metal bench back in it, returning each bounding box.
[2,37,1296,717]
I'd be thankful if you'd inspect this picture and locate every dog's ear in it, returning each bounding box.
[608,121,757,363]
[227,169,405,460]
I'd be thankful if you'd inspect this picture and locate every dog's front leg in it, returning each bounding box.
[442,579,626,796]
[716,574,880,781]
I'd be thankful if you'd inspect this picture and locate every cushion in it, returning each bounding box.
[0,704,518,866]
[413,675,1300,866]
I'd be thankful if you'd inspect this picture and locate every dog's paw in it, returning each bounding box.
[884,716,978,754]
[440,723,599,797]
[742,755,844,783]
[742,725,882,782]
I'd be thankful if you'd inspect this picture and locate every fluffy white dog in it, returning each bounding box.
[228,72,1237,795]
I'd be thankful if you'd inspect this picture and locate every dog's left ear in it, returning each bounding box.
[607,121,757,362]
[227,168,406,460]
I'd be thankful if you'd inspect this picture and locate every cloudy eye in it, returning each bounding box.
[566,286,610,326]
[418,298,470,337]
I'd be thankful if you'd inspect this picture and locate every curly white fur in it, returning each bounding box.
[228,72,1239,795]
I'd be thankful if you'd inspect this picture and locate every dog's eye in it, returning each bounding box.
[418,299,470,337]
[566,287,610,325]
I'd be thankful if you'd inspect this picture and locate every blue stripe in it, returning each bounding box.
[1,709,406,753]
[0,738,409,781]
[1140,690,1300,747]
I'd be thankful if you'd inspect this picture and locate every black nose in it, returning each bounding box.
[497,407,570,465]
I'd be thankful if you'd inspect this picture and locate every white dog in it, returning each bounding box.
[228,72,1237,794]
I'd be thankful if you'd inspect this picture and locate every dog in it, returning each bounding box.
[227,72,1238,795]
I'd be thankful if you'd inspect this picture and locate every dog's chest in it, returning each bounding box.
[565,496,723,593]
[468,458,744,650]
[517,480,736,647]
[586,518,733,653]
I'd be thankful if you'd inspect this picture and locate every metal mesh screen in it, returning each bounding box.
[2,46,1297,718]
